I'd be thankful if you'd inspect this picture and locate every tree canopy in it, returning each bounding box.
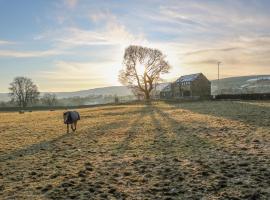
[9,77,40,108]
[119,45,170,100]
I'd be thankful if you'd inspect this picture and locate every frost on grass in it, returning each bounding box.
[0,101,269,199]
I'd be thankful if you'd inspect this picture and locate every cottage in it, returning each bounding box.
[160,73,211,99]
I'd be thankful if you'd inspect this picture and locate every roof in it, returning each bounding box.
[176,73,201,83]
[160,73,205,92]
[161,84,171,92]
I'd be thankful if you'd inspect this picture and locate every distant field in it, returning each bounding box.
[0,101,269,199]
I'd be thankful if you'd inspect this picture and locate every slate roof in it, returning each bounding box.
[176,73,201,83]
[161,73,204,92]
[161,84,172,92]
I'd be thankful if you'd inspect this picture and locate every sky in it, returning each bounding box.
[0,0,269,92]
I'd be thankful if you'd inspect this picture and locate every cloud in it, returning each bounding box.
[64,0,78,9]
[38,60,121,91]
[0,49,65,58]
[158,6,205,28]
[38,11,147,49]
[177,35,270,79]
[144,0,270,38]
[89,10,117,23]
[0,40,15,45]
[183,47,242,56]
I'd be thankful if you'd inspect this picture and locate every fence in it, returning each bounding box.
[214,93,270,100]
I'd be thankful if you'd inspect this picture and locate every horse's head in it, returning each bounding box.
[63,112,70,124]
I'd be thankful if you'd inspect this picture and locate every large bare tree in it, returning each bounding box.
[119,45,170,100]
[9,77,40,108]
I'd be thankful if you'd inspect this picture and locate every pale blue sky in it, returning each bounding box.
[0,0,270,92]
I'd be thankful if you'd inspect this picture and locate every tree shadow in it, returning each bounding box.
[114,105,150,154]
[148,108,176,157]
[164,100,270,128]
[149,104,216,159]
[148,104,270,198]
[0,120,128,163]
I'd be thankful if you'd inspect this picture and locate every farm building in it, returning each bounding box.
[160,73,211,99]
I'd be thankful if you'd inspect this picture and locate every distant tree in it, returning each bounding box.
[114,95,119,104]
[9,77,40,108]
[41,93,58,106]
[119,45,170,100]
[0,101,6,107]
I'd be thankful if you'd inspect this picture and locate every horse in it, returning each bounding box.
[63,111,80,133]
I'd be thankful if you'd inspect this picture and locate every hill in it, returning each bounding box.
[0,93,9,102]
[53,86,133,98]
[0,86,133,102]
[0,84,169,102]
[211,75,270,94]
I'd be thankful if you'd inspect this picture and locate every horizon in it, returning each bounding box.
[1,0,270,93]
[0,74,270,94]
[0,74,269,94]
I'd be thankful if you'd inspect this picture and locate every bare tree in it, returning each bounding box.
[41,93,58,106]
[119,45,170,100]
[114,95,119,104]
[9,77,40,108]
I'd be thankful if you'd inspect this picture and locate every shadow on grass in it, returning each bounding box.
[150,104,216,159]
[148,108,176,156]
[0,120,128,162]
[165,101,270,128]
[114,105,150,154]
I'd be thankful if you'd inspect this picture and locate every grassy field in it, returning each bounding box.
[0,101,269,200]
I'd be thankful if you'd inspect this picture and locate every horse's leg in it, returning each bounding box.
[71,123,74,131]
[71,123,76,132]
[74,121,77,131]
[67,124,69,134]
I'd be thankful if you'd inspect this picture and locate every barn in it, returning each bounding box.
[160,73,211,99]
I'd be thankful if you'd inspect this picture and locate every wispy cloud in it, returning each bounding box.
[64,0,79,9]
[36,11,147,50]
[0,40,15,45]
[0,49,65,58]
[177,35,270,79]
[38,60,120,91]
[183,47,243,56]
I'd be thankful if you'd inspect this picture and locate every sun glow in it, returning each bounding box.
[136,63,146,77]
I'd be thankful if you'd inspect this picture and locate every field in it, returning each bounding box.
[0,101,269,200]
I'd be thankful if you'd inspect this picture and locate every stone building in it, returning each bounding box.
[160,73,211,99]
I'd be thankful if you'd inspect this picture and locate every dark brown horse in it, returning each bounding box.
[63,111,80,133]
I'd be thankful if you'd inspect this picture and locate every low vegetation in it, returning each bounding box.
[0,101,269,199]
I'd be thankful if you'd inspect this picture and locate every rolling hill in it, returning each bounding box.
[211,75,270,94]
[0,86,133,102]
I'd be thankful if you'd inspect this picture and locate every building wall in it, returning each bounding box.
[172,83,180,97]
[160,91,172,99]
[160,84,173,99]
[190,74,211,97]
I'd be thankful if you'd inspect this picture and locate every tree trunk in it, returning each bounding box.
[144,91,150,100]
